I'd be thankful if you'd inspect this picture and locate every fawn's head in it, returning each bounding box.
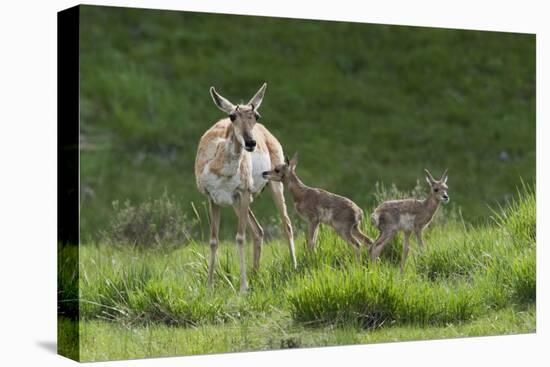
[424,169,449,203]
[210,83,266,152]
[262,152,298,182]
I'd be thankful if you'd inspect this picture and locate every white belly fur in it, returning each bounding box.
[200,151,269,206]
[250,151,270,194]
[201,164,244,206]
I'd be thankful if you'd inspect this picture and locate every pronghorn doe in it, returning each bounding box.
[262,153,373,260]
[195,83,296,293]
[370,169,449,272]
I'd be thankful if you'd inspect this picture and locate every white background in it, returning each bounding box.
[0,0,547,366]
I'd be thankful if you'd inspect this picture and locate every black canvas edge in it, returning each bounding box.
[57,4,80,362]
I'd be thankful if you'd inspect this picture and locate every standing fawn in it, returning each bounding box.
[195,83,297,293]
[262,153,373,260]
[370,169,449,273]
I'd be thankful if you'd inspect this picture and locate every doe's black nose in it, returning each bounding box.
[245,140,257,148]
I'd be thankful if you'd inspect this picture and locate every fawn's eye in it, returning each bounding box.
[229,113,236,122]
[434,188,439,192]
[275,169,280,173]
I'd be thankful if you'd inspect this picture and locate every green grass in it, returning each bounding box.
[59,306,535,362]
[59,187,535,361]
[59,305,536,361]
[78,5,535,241]
[287,266,484,328]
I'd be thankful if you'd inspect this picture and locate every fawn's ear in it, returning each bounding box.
[441,168,449,184]
[424,169,435,185]
[289,152,299,170]
[210,87,235,114]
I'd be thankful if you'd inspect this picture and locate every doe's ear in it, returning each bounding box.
[210,87,235,114]
[289,152,299,170]
[247,83,267,110]
[424,169,435,185]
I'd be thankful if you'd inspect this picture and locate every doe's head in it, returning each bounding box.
[210,83,266,152]
[262,152,298,182]
[424,168,449,203]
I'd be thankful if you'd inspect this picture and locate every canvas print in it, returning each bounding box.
[58,5,536,362]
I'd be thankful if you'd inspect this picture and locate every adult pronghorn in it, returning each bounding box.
[195,83,297,292]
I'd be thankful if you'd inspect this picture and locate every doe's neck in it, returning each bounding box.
[224,125,244,157]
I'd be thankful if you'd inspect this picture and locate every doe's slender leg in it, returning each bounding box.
[234,194,251,293]
[270,181,297,269]
[207,200,221,287]
[247,208,264,273]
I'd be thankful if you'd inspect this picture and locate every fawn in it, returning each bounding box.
[262,153,373,260]
[370,169,449,272]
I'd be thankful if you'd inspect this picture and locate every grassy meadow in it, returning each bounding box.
[59,186,535,361]
[62,4,536,362]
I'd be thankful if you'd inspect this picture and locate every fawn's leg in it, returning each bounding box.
[370,229,397,262]
[247,208,264,273]
[207,200,221,287]
[338,228,362,263]
[414,229,426,249]
[270,181,297,269]
[233,194,250,293]
[351,223,374,248]
[400,231,412,274]
[307,221,320,252]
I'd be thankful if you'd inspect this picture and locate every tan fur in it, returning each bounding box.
[262,154,373,261]
[370,169,450,272]
[195,84,297,292]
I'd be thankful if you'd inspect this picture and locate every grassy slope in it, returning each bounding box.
[59,188,535,361]
[78,6,535,240]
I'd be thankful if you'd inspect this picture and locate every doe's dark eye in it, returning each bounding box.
[229,113,236,122]
[434,188,439,192]
[275,169,280,173]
